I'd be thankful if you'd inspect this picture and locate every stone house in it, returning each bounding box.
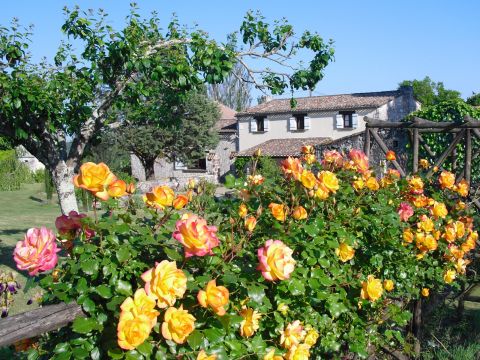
[131,103,237,189]
[235,87,420,168]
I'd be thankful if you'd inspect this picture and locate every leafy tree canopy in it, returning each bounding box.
[466,92,480,107]
[399,76,461,106]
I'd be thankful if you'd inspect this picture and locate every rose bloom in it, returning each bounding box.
[107,179,127,198]
[281,157,303,180]
[126,182,136,194]
[141,260,187,308]
[269,203,287,222]
[448,245,465,260]
[352,178,365,192]
[173,213,219,257]
[173,194,189,210]
[386,150,396,161]
[419,159,429,169]
[383,280,394,292]
[238,203,248,218]
[423,234,438,251]
[244,216,257,232]
[397,202,414,222]
[240,307,261,337]
[314,184,330,200]
[443,224,457,243]
[403,228,414,243]
[74,162,117,200]
[280,320,306,349]
[455,258,470,275]
[322,150,344,169]
[417,215,434,233]
[303,153,316,165]
[348,149,369,173]
[277,303,289,315]
[161,305,195,344]
[197,350,217,360]
[117,313,152,350]
[364,177,379,191]
[432,201,448,219]
[120,289,159,328]
[300,170,317,189]
[144,185,175,209]
[188,178,197,190]
[304,329,319,347]
[360,275,383,302]
[55,210,87,238]
[292,206,307,220]
[335,242,355,262]
[197,280,229,316]
[439,171,455,190]
[455,179,469,197]
[421,288,430,297]
[443,269,456,284]
[407,176,424,195]
[285,344,310,360]
[263,349,283,360]
[301,145,314,154]
[387,168,401,180]
[14,227,60,276]
[248,174,265,186]
[454,220,466,238]
[318,171,339,193]
[257,240,296,281]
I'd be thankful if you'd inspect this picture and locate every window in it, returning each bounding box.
[174,158,207,171]
[255,116,265,132]
[295,114,306,130]
[341,111,354,128]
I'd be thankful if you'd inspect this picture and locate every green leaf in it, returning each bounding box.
[72,317,101,334]
[82,298,96,313]
[13,98,21,109]
[107,348,124,359]
[53,343,70,354]
[136,341,153,357]
[90,347,101,360]
[26,350,40,360]
[96,285,113,299]
[247,285,266,305]
[288,279,306,296]
[164,247,182,261]
[72,347,90,359]
[81,260,99,275]
[187,330,203,350]
[125,350,144,360]
[76,278,88,294]
[116,279,133,296]
[116,247,131,263]
[204,328,224,344]
[326,300,348,318]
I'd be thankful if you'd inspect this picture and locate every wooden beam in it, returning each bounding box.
[426,130,465,178]
[364,128,371,158]
[369,129,407,177]
[465,129,472,184]
[364,116,480,129]
[412,128,419,173]
[0,302,84,347]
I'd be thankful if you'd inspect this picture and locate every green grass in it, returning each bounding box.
[0,183,61,316]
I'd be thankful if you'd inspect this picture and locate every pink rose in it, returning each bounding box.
[173,213,219,257]
[322,150,344,169]
[257,240,296,281]
[348,149,369,173]
[13,227,60,276]
[397,202,414,222]
[55,211,93,239]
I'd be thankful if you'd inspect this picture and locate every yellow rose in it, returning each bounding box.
[300,170,317,190]
[257,240,296,281]
[280,320,305,349]
[352,178,365,192]
[74,162,117,200]
[403,228,414,243]
[197,350,217,360]
[107,179,127,198]
[335,242,355,262]
[264,349,284,360]
[454,221,466,238]
[240,307,261,337]
[161,306,195,344]
[432,202,448,219]
[443,269,456,284]
[318,171,339,193]
[383,280,394,292]
[238,203,248,218]
[292,206,307,220]
[285,344,310,360]
[197,280,229,316]
[248,174,265,186]
[117,313,153,350]
[443,224,457,243]
[455,258,469,274]
[144,185,175,209]
[304,329,319,347]
[314,184,330,200]
[244,216,257,232]
[423,234,438,251]
[455,179,469,197]
[421,288,430,297]
[303,153,316,165]
[419,159,429,169]
[269,203,287,222]
[173,194,189,210]
[417,216,434,233]
[407,176,424,195]
[141,260,187,308]
[360,275,383,302]
[365,177,380,191]
[439,171,455,190]
[120,289,159,328]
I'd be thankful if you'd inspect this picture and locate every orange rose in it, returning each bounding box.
[318,171,339,193]
[173,194,189,210]
[403,228,414,243]
[439,171,455,190]
[419,159,429,169]
[244,216,257,232]
[365,177,380,191]
[126,182,136,194]
[248,174,265,186]
[421,288,430,297]
[280,320,305,349]
[240,307,261,338]
[281,157,303,180]
[301,145,314,154]
[161,306,195,344]
[335,242,355,262]
[386,150,396,161]
[360,275,383,302]
[238,203,248,218]
[408,176,424,195]
[74,162,117,200]
[269,203,287,222]
[455,179,469,197]
[432,201,448,219]
[322,150,344,169]
[144,185,175,209]
[173,213,219,257]
[257,240,296,281]
[292,206,307,220]
[197,280,229,316]
[107,179,127,198]
[348,149,369,173]
[300,170,317,189]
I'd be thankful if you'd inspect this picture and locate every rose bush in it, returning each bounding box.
[12,148,478,359]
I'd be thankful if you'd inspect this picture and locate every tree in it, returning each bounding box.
[399,76,461,106]
[208,62,252,111]
[466,92,480,107]
[0,6,334,214]
[118,90,220,180]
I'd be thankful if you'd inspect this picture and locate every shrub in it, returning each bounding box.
[12,149,478,359]
[0,150,34,191]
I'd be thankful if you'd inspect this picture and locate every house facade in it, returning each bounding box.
[235,87,420,164]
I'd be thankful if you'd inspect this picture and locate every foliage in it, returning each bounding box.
[117,90,220,180]
[466,92,480,107]
[399,76,461,106]
[12,147,479,359]
[208,62,252,111]
[405,100,480,181]
[0,149,35,191]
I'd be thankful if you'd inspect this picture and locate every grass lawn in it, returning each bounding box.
[0,183,62,316]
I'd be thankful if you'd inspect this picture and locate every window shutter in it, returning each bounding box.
[263,118,270,132]
[335,114,344,129]
[250,118,257,132]
[289,117,297,131]
[352,114,358,129]
[304,116,311,130]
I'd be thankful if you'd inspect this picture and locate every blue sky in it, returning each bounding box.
[1,1,479,101]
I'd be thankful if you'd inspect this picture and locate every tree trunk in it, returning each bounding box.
[51,161,78,214]
[144,158,156,180]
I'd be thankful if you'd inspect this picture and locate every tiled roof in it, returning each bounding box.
[237,90,402,116]
[236,137,332,157]
[215,103,237,133]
